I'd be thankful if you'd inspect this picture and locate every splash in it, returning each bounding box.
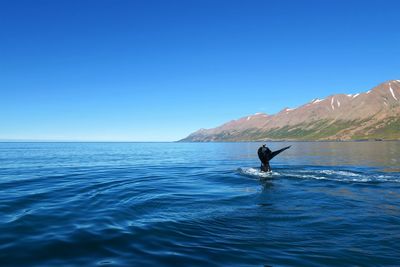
[237,167,278,178]
[237,167,400,184]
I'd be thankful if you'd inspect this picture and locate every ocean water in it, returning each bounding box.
[0,142,399,266]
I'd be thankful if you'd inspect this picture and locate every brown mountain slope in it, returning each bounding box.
[180,80,400,141]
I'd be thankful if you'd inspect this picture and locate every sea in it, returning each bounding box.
[0,141,399,266]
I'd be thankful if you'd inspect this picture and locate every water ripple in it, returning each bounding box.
[0,142,399,266]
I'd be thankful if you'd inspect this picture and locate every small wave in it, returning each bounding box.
[290,169,400,184]
[316,170,362,177]
[305,170,398,183]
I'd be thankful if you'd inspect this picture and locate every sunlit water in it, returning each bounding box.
[0,142,399,266]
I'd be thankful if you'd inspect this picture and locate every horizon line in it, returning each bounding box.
[0,139,177,143]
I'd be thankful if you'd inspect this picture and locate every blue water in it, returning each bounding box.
[1,142,399,266]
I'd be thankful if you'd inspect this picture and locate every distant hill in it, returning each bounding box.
[180,80,400,142]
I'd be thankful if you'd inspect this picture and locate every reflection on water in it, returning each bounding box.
[228,141,400,167]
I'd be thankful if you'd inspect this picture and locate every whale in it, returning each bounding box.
[257,145,291,172]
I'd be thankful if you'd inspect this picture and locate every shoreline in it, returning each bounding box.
[176,139,400,143]
[1,139,400,143]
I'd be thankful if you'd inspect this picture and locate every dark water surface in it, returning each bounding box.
[0,142,399,266]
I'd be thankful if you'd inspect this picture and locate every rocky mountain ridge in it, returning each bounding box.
[180,80,400,141]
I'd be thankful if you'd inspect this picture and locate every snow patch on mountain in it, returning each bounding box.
[389,83,398,101]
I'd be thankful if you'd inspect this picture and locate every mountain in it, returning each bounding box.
[180,80,400,142]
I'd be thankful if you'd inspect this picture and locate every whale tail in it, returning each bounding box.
[267,146,291,161]
[258,145,291,172]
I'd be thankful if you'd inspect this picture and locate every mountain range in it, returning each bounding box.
[180,80,400,142]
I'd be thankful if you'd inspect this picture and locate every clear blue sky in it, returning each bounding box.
[1,0,399,141]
